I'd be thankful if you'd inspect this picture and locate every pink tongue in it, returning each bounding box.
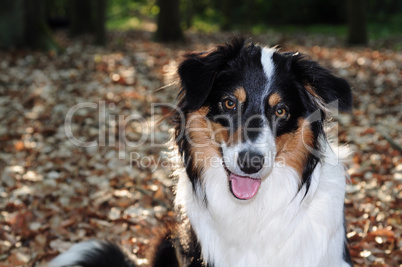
[229,173,262,200]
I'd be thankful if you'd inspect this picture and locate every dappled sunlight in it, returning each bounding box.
[0,8,400,265]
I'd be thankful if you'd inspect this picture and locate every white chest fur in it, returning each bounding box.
[175,145,351,267]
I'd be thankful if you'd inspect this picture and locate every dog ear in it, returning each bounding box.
[177,37,246,111]
[292,54,352,112]
[177,52,217,111]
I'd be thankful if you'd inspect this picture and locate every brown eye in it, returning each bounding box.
[224,99,236,110]
[275,108,287,118]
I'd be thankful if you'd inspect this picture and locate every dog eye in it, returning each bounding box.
[223,99,237,111]
[275,108,287,118]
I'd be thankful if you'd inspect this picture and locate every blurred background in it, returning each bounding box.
[0,0,401,48]
[0,1,401,267]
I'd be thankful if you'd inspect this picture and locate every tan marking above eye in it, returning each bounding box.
[233,87,247,103]
[268,93,281,107]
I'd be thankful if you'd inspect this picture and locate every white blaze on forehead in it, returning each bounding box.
[219,48,278,180]
[261,47,276,83]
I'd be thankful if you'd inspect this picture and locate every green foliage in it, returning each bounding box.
[100,0,402,42]
[108,0,158,19]
[368,20,402,40]
[107,0,158,30]
[107,16,142,30]
[189,6,222,33]
[191,16,220,33]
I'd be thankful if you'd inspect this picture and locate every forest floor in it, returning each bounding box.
[0,29,401,267]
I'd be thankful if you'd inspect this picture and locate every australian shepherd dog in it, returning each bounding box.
[50,37,353,267]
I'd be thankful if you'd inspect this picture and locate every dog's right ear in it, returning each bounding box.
[177,37,246,111]
[177,52,217,111]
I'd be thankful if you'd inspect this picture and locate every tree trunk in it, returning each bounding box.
[0,0,58,50]
[24,0,59,50]
[93,0,107,46]
[183,0,194,29]
[69,0,93,36]
[69,0,107,46]
[220,0,232,31]
[346,0,368,45]
[0,0,25,47]
[155,0,183,42]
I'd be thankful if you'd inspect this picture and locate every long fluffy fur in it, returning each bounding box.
[50,38,353,267]
[176,142,351,266]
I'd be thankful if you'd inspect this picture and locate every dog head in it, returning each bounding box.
[173,37,352,200]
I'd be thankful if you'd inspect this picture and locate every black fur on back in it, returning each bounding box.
[73,241,135,267]
[151,219,209,267]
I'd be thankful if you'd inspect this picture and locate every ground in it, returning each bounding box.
[0,30,401,267]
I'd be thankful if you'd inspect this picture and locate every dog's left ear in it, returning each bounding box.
[292,54,352,112]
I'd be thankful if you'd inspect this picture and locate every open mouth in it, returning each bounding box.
[224,165,262,200]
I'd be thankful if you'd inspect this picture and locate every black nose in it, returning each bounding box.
[237,151,264,174]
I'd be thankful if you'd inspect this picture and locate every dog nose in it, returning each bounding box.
[237,151,264,174]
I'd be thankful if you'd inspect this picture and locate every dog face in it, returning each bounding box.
[174,38,351,200]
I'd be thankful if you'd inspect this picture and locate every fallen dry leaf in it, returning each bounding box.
[0,28,400,267]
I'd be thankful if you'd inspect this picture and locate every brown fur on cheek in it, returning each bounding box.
[275,118,314,178]
[211,122,229,145]
[186,107,222,173]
